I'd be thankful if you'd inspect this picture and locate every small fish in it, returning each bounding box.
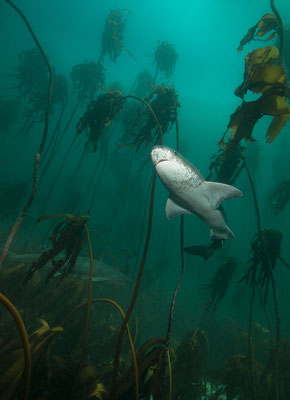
[150,146,242,239]
[184,239,224,260]
[4,251,130,285]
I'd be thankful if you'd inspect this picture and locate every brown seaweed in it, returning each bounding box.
[21,215,88,288]
[204,257,237,313]
[100,9,130,62]
[240,228,282,303]
[71,60,105,105]
[120,85,179,151]
[207,142,246,185]
[154,41,178,80]
[76,89,125,152]
[269,178,290,214]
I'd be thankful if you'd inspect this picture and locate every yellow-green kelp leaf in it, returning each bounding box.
[219,94,290,152]
[234,47,285,98]
[237,14,278,52]
[266,114,290,143]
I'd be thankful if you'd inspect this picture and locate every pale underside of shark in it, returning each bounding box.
[150,145,243,240]
[4,250,130,284]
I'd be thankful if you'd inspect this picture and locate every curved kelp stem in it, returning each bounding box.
[244,160,261,232]
[0,0,54,266]
[58,149,87,211]
[244,159,263,400]
[87,156,107,213]
[270,0,288,88]
[41,97,83,188]
[0,293,31,400]
[110,96,163,399]
[270,0,285,65]
[104,152,134,241]
[40,99,68,182]
[79,224,94,366]
[167,350,173,400]
[244,159,280,400]
[61,298,139,400]
[124,95,163,136]
[131,173,153,280]
[41,135,78,212]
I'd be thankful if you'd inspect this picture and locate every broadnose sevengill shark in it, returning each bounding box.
[150,145,242,240]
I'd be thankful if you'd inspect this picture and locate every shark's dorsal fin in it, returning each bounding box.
[166,197,192,219]
[205,182,242,210]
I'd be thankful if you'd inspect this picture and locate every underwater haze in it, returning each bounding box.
[0,0,290,399]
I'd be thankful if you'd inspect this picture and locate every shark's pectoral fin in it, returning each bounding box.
[205,182,242,210]
[166,197,192,219]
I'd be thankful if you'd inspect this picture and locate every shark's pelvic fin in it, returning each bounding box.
[205,182,242,210]
[210,225,235,240]
[165,197,192,219]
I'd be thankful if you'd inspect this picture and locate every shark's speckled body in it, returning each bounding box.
[150,145,242,239]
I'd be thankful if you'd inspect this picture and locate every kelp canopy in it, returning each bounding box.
[10,48,48,98]
[100,8,130,62]
[121,85,180,151]
[71,60,105,104]
[207,141,246,185]
[240,228,282,302]
[204,257,237,313]
[22,214,89,288]
[76,89,125,151]
[8,48,67,134]
[132,70,154,98]
[219,13,290,154]
[270,179,290,214]
[154,41,178,79]
[24,72,68,120]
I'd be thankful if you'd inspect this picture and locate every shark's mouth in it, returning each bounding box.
[156,158,170,165]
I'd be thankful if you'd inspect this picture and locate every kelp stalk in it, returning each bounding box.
[124,94,163,135]
[0,0,54,266]
[159,116,183,399]
[58,149,87,211]
[40,99,68,183]
[61,298,139,400]
[244,158,280,400]
[110,96,163,399]
[42,135,77,212]
[167,350,173,400]
[244,159,261,232]
[0,293,31,400]
[79,224,94,366]
[270,0,285,66]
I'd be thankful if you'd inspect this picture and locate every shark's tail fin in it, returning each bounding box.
[184,244,215,260]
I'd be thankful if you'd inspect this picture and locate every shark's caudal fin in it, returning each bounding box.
[204,182,242,210]
[184,239,224,260]
[184,244,215,260]
[165,197,192,219]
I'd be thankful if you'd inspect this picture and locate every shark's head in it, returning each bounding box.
[151,145,193,190]
[150,145,180,167]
